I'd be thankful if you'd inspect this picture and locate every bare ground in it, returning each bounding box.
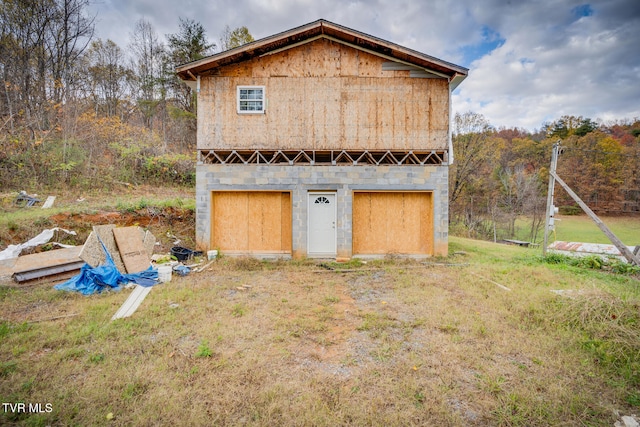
[0,185,196,254]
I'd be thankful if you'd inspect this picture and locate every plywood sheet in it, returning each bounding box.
[248,192,281,251]
[353,192,433,255]
[143,231,156,257]
[211,192,291,253]
[212,192,249,251]
[12,246,83,274]
[113,227,151,274]
[281,193,292,252]
[79,225,126,272]
[78,231,102,268]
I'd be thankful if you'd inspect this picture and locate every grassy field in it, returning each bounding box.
[553,215,640,245]
[509,215,640,247]
[1,236,639,426]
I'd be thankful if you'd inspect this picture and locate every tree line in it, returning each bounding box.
[450,112,640,243]
[0,0,253,188]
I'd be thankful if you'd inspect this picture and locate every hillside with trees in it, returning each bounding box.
[0,0,253,189]
[1,0,638,245]
[449,112,640,242]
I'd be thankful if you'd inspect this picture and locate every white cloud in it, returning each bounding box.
[88,0,640,131]
[452,0,640,129]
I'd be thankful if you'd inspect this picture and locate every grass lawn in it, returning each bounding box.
[510,215,640,247]
[553,215,640,245]
[1,237,639,426]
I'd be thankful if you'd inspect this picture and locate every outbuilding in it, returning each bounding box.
[177,19,468,259]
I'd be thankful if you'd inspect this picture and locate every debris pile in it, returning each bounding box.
[548,241,640,263]
[15,190,41,207]
[0,224,207,287]
[55,225,158,295]
[0,228,80,283]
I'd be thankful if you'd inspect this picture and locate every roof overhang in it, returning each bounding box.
[176,19,468,88]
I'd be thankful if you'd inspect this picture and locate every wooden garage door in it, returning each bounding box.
[211,192,291,254]
[353,192,433,255]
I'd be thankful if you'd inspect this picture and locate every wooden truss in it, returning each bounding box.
[199,150,447,166]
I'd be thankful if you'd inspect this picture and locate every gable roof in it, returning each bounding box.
[176,19,468,90]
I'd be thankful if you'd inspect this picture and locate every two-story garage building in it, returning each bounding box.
[176,19,467,259]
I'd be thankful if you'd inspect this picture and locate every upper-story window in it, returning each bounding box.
[237,86,265,114]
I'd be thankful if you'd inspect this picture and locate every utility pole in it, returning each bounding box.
[542,142,640,265]
[551,172,640,266]
[543,142,560,256]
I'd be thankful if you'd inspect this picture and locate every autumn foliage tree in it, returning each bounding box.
[219,25,255,51]
[0,0,255,189]
[447,114,640,243]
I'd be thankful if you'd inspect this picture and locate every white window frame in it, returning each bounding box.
[237,86,265,114]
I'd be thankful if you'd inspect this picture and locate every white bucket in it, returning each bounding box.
[157,265,172,283]
[207,250,218,260]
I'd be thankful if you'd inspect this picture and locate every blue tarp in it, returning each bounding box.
[54,238,158,295]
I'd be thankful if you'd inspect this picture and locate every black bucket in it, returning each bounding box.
[171,246,202,261]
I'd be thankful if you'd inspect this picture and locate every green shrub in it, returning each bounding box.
[141,154,196,186]
[541,253,639,275]
[195,340,213,358]
[559,205,582,215]
[609,259,640,275]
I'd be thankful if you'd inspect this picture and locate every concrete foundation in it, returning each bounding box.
[196,164,449,259]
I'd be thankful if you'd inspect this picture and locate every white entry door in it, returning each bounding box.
[308,193,337,256]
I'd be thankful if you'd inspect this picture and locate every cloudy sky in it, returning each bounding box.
[89,0,640,131]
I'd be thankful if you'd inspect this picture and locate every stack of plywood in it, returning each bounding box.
[10,246,85,283]
[4,225,156,285]
[79,225,156,274]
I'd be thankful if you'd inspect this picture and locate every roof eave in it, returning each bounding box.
[176,19,468,81]
[449,73,467,91]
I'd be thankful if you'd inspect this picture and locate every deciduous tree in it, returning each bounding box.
[129,18,165,130]
[219,25,254,51]
[84,39,133,117]
[450,111,495,205]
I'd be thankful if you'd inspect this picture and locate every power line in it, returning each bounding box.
[560,145,640,157]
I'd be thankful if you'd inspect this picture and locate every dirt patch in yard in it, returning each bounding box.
[47,207,195,252]
[1,207,195,255]
[0,185,196,252]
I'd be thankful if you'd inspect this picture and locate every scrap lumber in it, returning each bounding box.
[41,196,56,209]
[110,226,157,319]
[143,231,156,257]
[79,225,126,272]
[469,271,511,291]
[11,246,84,283]
[111,285,152,320]
[113,226,152,274]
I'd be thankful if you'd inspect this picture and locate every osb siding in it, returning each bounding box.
[352,192,434,255]
[211,191,292,253]
[197,38,449,151]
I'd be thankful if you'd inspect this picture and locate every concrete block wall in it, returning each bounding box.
[195,164,449,258]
